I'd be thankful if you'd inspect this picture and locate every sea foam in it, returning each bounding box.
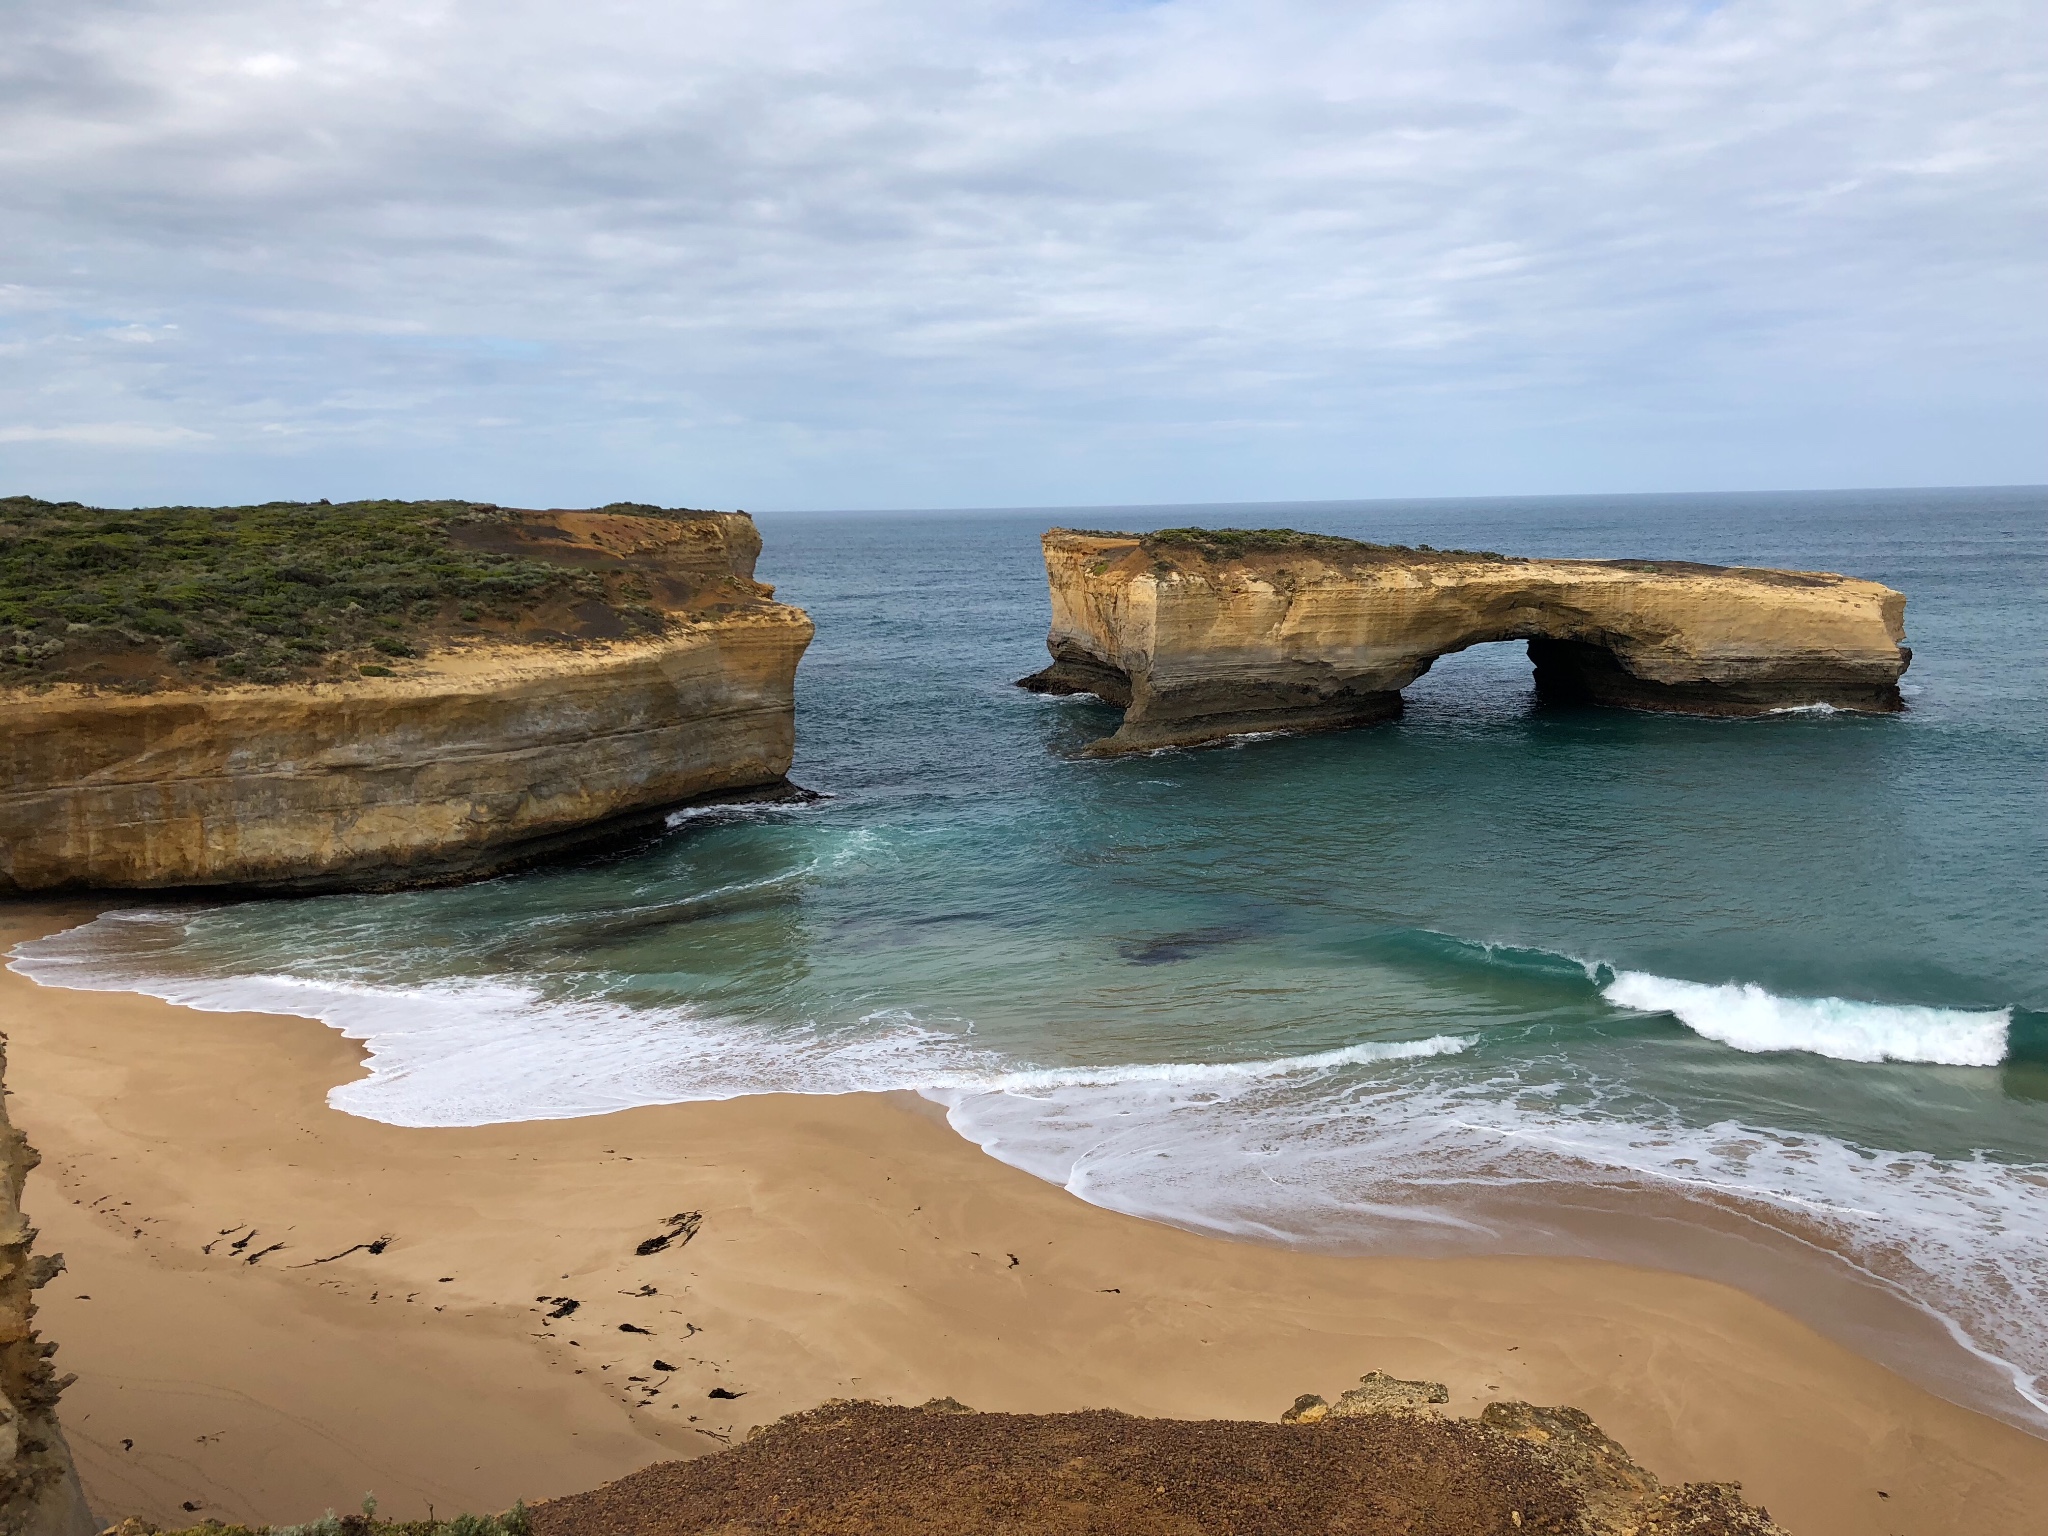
[5,913,1466,1127]
[11,911,2045,1424]
[1601,971,2011,1066]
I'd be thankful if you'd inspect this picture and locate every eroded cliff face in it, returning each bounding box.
[1020,529,1909,754]
[0,1041,93,1536]
[0,511,813,893]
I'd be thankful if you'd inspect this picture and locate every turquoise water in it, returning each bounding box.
[16,486,2047,1426]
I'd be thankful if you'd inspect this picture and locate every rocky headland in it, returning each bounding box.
[1018,528,1910,754]
[0,500,812,893]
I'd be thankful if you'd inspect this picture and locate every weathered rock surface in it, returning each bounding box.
[1284,1369,1452,1422]
[1019,528,1910,754]
[0,1039,94,1536]
[530,1392,1787,1536]
[0,511,812,893]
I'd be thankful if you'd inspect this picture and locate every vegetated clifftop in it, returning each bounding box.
[0,501,813,893]
[1019,527,1910,755]
[529,1385,1786,1536]
[0,1039,94,1536]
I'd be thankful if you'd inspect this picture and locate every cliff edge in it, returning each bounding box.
[0,502,813,893]
[0,1039,93,1536]
[1019,528,1909,754]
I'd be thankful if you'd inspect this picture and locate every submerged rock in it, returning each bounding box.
[1019,526,1911,754]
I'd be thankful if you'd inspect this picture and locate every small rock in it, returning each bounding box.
[1280,1393,1329,1424]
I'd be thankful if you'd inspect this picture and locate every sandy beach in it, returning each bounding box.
[2,901,2043,1536]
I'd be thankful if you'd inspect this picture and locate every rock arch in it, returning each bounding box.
[1017,529,1910,756]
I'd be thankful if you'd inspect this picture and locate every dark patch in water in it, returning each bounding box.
[1117,925,1257,966]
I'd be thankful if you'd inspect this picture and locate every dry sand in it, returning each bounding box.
[2,902,2042,1536]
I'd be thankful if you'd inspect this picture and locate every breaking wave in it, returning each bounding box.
[1601,971,2011,1066]
[11,910,2044,1426]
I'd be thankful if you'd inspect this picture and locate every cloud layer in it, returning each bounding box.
[3,0,2042,507]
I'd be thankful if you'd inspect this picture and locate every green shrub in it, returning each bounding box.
[1141,527,1506,562]
[0,496,629,686]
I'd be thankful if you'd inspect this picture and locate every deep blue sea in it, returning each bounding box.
[15,487,2047,1428]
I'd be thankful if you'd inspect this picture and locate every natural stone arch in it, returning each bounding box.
[1018,529,1910,756]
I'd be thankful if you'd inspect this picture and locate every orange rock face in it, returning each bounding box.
[1020,529,1909,755]
[0,512,813,893]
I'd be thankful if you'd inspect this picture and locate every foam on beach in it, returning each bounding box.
[12,910,2048,1426]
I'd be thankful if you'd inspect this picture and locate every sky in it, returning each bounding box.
[3,0,2042,511]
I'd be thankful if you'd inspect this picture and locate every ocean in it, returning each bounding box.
[14,485,2046,1431]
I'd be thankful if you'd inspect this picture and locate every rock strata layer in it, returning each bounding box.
[0,511,812,893]
[0,1039,94,1536]
[1019,528,1910,754]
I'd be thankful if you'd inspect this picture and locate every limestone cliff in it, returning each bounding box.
[0,510,813,893]
[1019,528,1910,754]
[0,1040,93,1536]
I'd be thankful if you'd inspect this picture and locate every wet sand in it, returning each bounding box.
[4,902,2044,1535]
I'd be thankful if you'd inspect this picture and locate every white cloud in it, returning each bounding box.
[0,423,212,446]
[0,0,2040,506]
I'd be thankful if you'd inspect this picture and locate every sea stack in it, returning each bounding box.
[1019,527,1910,755]
[0,500,813,893]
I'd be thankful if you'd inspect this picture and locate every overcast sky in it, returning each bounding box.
[3,0,2041,510]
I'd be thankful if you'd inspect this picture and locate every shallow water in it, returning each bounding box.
[16,486,2048,1428]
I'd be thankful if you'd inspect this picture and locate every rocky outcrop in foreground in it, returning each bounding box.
[0,1040,93,1536]
[1020,528,1910,754]
[529,1388,1786,1536]
[0,509,813,893]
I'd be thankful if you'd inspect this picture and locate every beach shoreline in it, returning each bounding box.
[4,900,2045,1536]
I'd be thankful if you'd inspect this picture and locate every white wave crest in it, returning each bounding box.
[7,915,1465,1127]
[1602,971,2010,1066]
[978,1035,1467,1095]
[12,912,2043,1424]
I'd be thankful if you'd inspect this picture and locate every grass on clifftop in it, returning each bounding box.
[0,496,688,690]
[1146,527,1383,556]
[1085,527,1508,561]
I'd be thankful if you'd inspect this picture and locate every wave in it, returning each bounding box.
[933,1065,2048,1420]
[980,1035,1468,1094]
[1408,929,2014,1067]
[1601,971,2011,1066]
[11,910,2044,1423]
[6,913,1467,1127]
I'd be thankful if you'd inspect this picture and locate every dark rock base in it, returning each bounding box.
[1528,639,1908,716]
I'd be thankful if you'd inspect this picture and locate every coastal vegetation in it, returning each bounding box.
[0,496,699,689]
[1142,526,1507,560]
[104,1504,532,1536]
